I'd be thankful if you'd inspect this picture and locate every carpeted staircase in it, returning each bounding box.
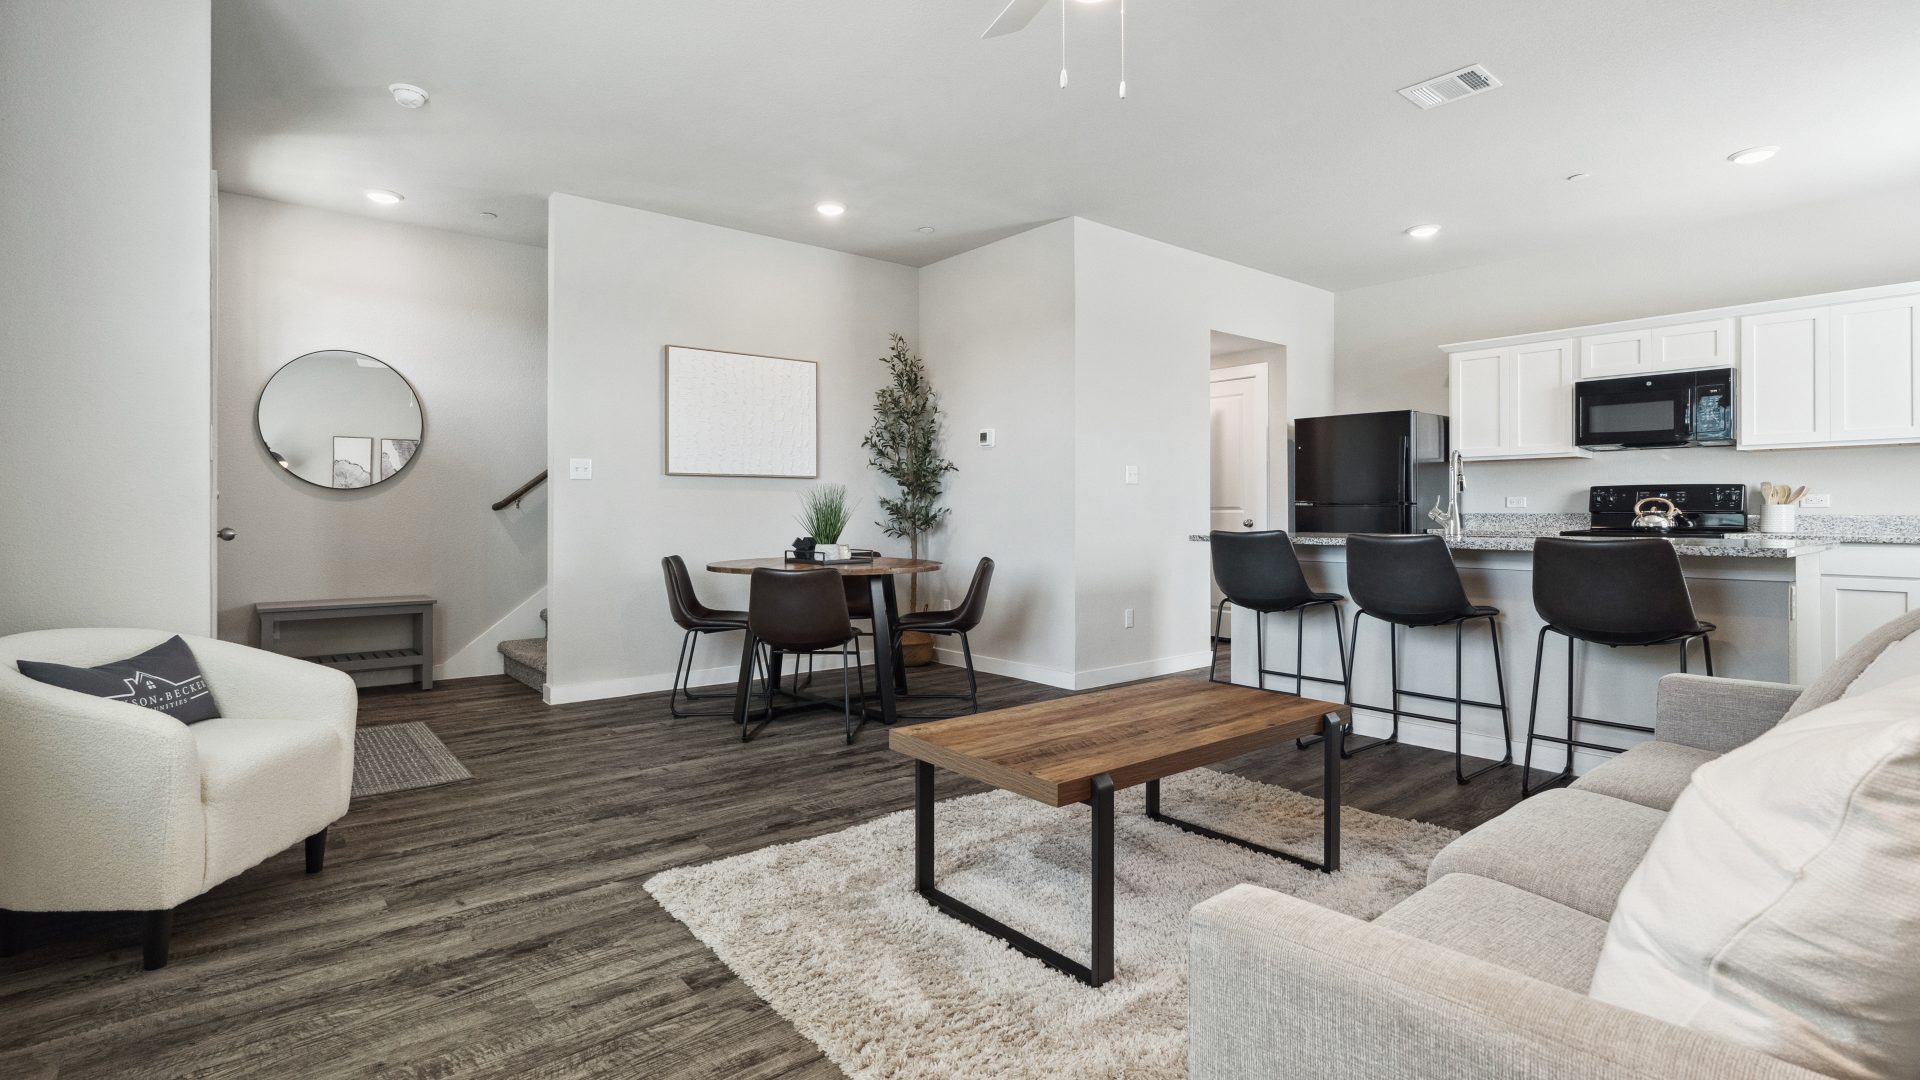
[498,608,546,693]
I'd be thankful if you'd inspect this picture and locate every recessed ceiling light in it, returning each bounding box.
[1727,145,1779,166]
[815,201,846,217]
[388,83,429,109]
[365,189,404,205]
[917,226,937,234]
[1565,172,1592,182]
[1404,223,1441,239]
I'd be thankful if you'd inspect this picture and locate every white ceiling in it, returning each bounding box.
[213,0,1920,291]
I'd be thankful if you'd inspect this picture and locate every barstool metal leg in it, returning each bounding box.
[1295,607,1306,695]
[1521,625,1554,796]
[1702,633,1715,676]
[1253,609,1266,691]
[1333,604,1351,698]
[1453,616,1511,784]
[1209,599,1230,683]
[1337,612,1397,759]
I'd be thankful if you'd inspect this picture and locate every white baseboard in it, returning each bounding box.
[932,645,1074,690]
[1071,650,1216,691]
[544,647,878,706]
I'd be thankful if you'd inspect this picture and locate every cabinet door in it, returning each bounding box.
[1821,575,1920,669]
[1740,308,1827,446]
[1829,295,1919,443]
[1508,339,1578,455]
[1649,318,1735,373]
[1578,330,1649,379]
[1450,349,1506,457]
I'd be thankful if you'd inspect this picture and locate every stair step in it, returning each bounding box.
[498,637,546,693]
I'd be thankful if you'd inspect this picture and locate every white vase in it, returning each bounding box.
[1759,504,1797,534]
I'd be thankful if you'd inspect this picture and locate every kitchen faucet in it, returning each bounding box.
[1428,449,1466,541]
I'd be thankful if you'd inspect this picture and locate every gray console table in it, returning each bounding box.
[256,595,436,690]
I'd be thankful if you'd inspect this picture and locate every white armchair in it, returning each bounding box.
[0,628,356,969]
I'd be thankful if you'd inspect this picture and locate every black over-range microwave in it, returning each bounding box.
[1574,368,1734,450]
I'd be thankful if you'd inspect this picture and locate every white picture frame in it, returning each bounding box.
[663,346,819,478]
[332,436,374,489]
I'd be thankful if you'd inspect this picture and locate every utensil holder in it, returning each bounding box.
[1759,504,1797,534]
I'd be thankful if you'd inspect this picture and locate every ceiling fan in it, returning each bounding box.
[982,0,1129,97]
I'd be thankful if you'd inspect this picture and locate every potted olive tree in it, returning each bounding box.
[862,334,956,666]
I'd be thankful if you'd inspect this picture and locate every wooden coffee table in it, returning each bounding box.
[889,677,1349,987]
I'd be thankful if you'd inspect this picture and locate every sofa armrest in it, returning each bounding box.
[1189,884,1821,1080]
[0,673,205,911]
[189,636,358,736]
[1653,674,1803,752]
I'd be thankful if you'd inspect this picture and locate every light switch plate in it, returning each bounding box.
[1124,465,1139,485]
[569,458,593,479]
[1801,493,1832,508]
[1505,496,1528,508]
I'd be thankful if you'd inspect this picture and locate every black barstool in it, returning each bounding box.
[1334,535,1513,782]
[893,557,995,714]
[1523,537,1715,796]
[743,568,867,744]
[1208,530,1349,696]
[662,555,764,718]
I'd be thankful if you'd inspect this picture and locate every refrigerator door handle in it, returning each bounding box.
[1398,435,1410,504]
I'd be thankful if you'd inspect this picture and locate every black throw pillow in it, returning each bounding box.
[17,635,222,724]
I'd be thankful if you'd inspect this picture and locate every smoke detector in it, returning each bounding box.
[388,83,430,109]
[1397,64,1501,109]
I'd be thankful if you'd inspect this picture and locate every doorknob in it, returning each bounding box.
[1242,518,1254,528]
[217,527,236,542]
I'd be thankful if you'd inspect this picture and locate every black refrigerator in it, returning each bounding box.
[1293,411,1450,534]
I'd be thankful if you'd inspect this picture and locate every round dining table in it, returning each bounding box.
[705,556,941,732]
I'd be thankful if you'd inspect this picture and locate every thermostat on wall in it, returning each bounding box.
[977,428,995,448]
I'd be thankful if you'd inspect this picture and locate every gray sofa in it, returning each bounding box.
[1188,610,1920,1080]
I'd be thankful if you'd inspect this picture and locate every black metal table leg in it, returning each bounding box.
[1146,713,1344,873]
[881,574,908,695]
[915,765,1120,987]
[867,576,901,726]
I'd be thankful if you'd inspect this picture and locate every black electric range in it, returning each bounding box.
[1558,484,1750,538]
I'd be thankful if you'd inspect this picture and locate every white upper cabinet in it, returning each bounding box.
[1830,295,1919,443]
[1740,308,1828,447]
[1448,280,1920,455]
[1739,294,1920,449]
[1577,319,1735,380]
[1449,339,1587,460]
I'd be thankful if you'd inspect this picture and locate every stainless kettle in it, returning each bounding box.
[1632,496,1681,531]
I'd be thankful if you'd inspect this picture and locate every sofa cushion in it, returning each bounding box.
[1589,674,1920,1079]
[16,635,221,724]
[193,718,346,887]
[1426,789,1667,920]
[1783,607,1920,721]
[1568,741,1720,811]
[1375,872,1609,992]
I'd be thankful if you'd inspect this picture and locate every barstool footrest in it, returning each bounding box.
[1350,694,1508,721]
[1255,668,1349,691]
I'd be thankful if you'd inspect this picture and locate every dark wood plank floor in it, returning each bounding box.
[0,657,1526,1079]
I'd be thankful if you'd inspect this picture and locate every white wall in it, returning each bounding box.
[917,219,1336,688]
[215,195,548,681]
[546,194,918,702]
[0,0,213,637]
[917,220,1079,685]
[1334,185,1920,514]
[1070,219,1336,684]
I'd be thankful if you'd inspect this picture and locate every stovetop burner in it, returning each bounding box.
[1566,483,1752,539]
[1559,527,1743,538]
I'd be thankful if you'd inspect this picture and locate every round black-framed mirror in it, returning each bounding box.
[256,350,424,490]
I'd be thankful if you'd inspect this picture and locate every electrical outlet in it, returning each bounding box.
[1801,493,1832,508]
[1124,465,1139,485]
[568,458,593,479]
[1505,496,1528,508]
[1123,608,1135,629]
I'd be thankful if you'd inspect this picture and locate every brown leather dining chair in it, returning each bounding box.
[744,568,867,744]
[662,555,766,718]
[892,557,994,714]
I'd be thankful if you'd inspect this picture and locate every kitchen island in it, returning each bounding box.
[1227,531,1831,777]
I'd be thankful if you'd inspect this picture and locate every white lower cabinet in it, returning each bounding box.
[1448,339,1587,460]
[1819,545,1920,668]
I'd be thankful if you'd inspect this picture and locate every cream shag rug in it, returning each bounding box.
[645,768,1456,1079]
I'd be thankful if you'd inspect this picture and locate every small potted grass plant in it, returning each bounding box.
[797,484,856,560]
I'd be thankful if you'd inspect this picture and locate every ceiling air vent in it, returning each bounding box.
[1398,64,1502,109]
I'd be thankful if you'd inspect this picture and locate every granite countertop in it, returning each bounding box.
[1453,512,1920,547]
[1292,531,1834,559]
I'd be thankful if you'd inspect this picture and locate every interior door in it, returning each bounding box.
[1209,363,1269,635]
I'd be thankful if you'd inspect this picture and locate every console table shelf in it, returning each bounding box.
[256,595,436,689]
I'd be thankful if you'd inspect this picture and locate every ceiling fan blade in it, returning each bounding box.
[982,0,1051,38]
